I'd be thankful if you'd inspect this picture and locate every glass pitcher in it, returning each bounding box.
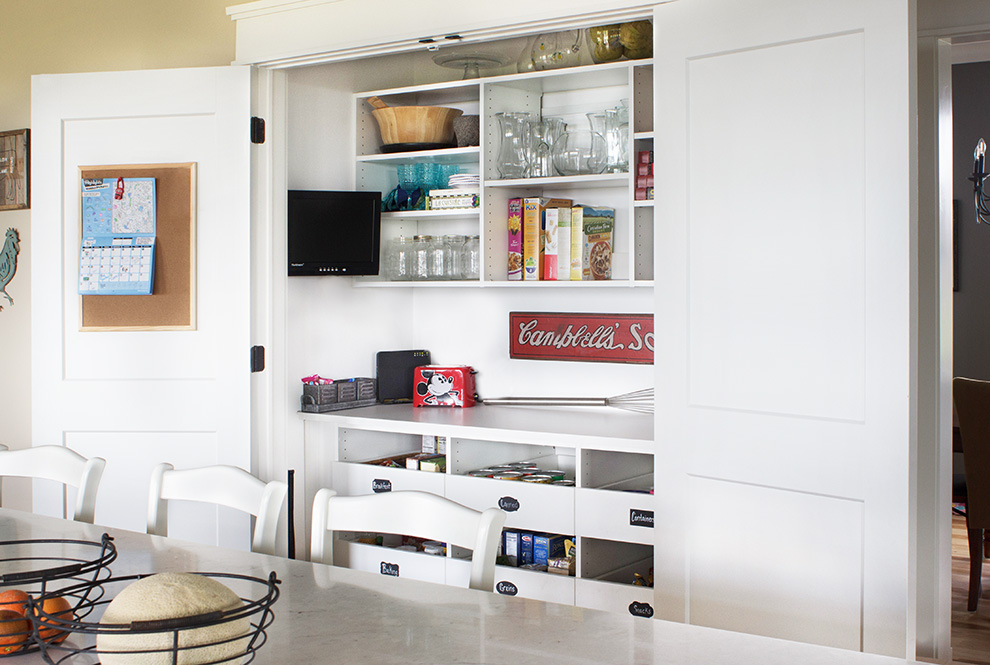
[531,117,567,178]
[495,112,535,179]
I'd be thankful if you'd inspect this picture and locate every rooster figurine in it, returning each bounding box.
[0,228,20,311]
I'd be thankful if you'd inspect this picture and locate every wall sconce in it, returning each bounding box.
[970,138,990,224]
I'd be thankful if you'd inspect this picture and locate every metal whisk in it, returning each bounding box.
[482,388,654,414]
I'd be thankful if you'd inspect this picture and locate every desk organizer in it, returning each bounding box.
[31,571,280,665]
[0,534,117,658]
[301,377,377,413]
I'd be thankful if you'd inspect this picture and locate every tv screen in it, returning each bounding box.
[287,190,382,276]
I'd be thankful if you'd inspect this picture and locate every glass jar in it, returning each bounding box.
[586,24,623,63]
[427,235,447,280]
[532,31,582,70]
[411,235,431,281]
[464,235,481,280]
[443,234,465,280]
[386,236,413,281]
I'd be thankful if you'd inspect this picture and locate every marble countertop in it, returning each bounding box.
[0,509,919,665]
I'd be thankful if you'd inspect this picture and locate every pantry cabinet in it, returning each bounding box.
[230,0,917,655]
[28,0,924,660]
[301,403,655,613]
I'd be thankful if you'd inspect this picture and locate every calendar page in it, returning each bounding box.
[79,177,157,295]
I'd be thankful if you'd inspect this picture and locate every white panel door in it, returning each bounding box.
[31,67,256,551]
[653,0,912,657]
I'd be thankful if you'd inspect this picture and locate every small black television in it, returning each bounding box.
[287,189,382,276]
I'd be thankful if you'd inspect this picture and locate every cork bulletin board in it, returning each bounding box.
[79,163,196,331]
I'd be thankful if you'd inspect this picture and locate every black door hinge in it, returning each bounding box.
[250,345,265,373]
[251,117,266,144]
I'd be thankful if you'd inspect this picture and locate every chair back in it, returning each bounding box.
[148,463,288,556]
[953,377,990,529]
[0,444,105,524]
[311,489,506,592]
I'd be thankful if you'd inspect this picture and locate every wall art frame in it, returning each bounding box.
[0,129,30,211]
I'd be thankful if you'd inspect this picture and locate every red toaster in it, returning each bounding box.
[413,365,477,408]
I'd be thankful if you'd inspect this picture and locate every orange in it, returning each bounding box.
[33,595,74,644]
[0,589,30,616]
[0,609,30,654]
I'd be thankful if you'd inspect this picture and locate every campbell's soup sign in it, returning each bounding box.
[509,312,653,364]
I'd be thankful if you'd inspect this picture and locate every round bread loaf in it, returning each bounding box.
[97,572,250,665]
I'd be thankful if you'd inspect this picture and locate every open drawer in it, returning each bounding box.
[332,460,445,496]
[446,474,574,534]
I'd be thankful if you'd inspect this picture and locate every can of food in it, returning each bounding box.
[544,470,567,481]
[467,470,493,478]
[522,474,553,484]
[505,462,535,469]
[493,471,524,481]
[552,479,575,487]
[423,540,446,556]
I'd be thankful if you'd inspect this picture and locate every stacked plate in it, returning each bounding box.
[448,173,480,189]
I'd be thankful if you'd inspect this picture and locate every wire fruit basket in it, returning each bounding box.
[31,571,280,665]
[0,534,117,658]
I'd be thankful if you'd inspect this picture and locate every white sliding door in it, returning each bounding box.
[653,0,913,656]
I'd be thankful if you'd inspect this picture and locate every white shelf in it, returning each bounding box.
[633,200,655,208]
[357,146,480,164]
[485,172,630,189]
[634,131,655,141]
[381,209,479,221]
[301,403,653,453]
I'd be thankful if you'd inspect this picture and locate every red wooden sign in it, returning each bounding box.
[509,312,654,364]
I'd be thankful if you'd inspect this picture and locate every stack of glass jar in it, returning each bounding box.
[386,234,480,281]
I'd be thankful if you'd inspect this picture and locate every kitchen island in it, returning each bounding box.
[0,508,920,665]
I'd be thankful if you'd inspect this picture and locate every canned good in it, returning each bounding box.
[552,479,575,487]
[505,462,535,469]
[522,474,553,484]
[467,470,493,478]
[493,472,524,481]
[544,470,567,480]
[423,540,446,556]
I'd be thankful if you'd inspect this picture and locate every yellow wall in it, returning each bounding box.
[0,0,235,512]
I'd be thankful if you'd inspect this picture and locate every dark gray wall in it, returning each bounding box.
[953,62,990,380]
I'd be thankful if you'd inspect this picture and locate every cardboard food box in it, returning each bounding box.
[507,198,523,280]
[522,197,572,281]
[579,206,615,280]
[534,534,567,567]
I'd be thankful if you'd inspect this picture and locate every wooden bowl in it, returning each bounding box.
[371,106,463,145]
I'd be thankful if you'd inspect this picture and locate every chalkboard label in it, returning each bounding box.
[498,496,520,512]
[372,478,392,493]
[628,601,654,618]
[380,562,399,577]
[629,509,654,528]
[496,581,518,596]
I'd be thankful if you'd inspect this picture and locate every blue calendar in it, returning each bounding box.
[78,177,157,295]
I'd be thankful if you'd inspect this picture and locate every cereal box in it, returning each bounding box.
[523,197,572,281]
[507,198,523,280]
[569,206,584,280]
[556,206,571,281]
[542,207,558,281]
[580,206,615,280]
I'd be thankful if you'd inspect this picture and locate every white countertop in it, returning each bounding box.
[1,509,919,665]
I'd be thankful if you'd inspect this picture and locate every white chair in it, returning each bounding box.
[148,463,288,556]
[311,489,506,592]
[0,444,106,524]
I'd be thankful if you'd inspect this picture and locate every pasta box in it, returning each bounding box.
[413,365,477,408]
